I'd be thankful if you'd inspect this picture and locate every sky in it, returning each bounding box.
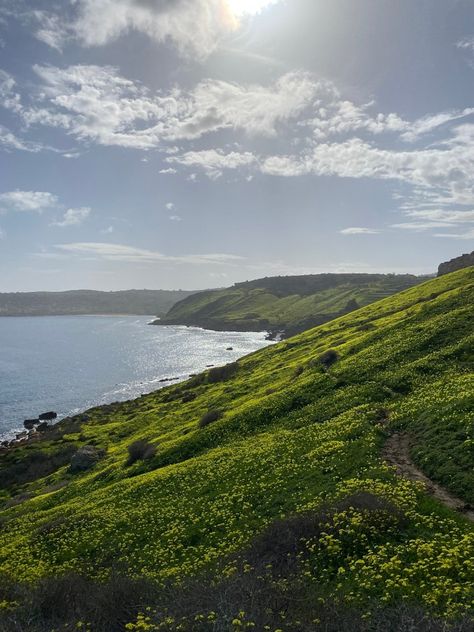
[0,0,473,291]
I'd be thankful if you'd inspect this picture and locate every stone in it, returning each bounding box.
[24,419,39,430]
[39,411,57,421]
[438,251,474,277]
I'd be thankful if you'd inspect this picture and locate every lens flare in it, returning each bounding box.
[226,0,278,17]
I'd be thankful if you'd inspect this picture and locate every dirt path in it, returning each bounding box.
[383,432,474,522]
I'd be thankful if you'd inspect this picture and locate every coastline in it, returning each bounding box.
[0,321,274,447]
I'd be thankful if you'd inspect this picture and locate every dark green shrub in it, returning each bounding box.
[182,392,197,403]
[198,410,222,429]
[319,349,339,369]
[208,362,238,383]
[126,440,156,466]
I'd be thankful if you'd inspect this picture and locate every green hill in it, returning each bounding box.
[0,267,473,631]
[156,273,424,337]
[0,289,195,317]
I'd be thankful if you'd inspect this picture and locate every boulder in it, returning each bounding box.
[36,421,49,432]
[23,419,38,430]
[39,411,57,421]
[226,347,234,351]
[69,446,105,474]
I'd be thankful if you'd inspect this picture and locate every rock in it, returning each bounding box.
[69,445,104,474]
[36,421,49,432]
[39,411,57,421]
[16,431,28,440]
[23,419,39,430]
[438,251,474,277]
[81,415,90,422]
[226,347,234,351]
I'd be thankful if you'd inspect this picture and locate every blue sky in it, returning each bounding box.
[0,0,473,291]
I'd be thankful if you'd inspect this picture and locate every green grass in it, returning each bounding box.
[158,273,424,335]
[0,267,473,629]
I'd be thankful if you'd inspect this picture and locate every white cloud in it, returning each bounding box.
[101,225,114,234]
[52,207,91,227]
[71,0,238,59]
[434,228,474,240]
[457,38,474,52]
[168,149,257,179]
[165,202,175,211]
[0,124,42,152]
[159,167,177,175]
[391,208,474,232]
[169,215,182,222]
[33,11,66,51]
[7,66,319,150]
[0,190,58,213]
[55,242,244,266]
[340,227,381,235]
[391,222,457,231]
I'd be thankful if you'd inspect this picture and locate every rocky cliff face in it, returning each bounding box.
[438,252,474,277]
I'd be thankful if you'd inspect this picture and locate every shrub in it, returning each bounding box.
[293,364,305,377]
[126,440,156,466]
[319,349,339,369]
[198,409,222,429]
[207,362,238,383]
[181,392,197,403]
[243,492,406,575]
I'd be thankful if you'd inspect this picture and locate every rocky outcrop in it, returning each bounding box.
[438,252,474,277]
[69,445,105,474]
[39,411,57,421]
[23,419,39,430]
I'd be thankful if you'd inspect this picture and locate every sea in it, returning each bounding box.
[0,315,273,440]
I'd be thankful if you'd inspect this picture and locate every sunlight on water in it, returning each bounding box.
[0,316,273,440]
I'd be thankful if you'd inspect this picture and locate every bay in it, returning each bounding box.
[0,315,272,440]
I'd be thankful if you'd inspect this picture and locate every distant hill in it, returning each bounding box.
[0,289,196,317]
[156,273,425,337]
[438,251,474,277]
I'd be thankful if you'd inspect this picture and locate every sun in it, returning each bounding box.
[226,0,278,17]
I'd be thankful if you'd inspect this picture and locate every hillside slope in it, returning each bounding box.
[0,289,195,317]
[0,267,473,631]
[156,273,424,337]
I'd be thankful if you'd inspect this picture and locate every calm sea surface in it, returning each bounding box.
[0,316,272,440]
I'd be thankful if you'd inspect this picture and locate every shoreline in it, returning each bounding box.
[0,325,274,449]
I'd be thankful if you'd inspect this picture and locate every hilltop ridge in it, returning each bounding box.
[157,272,424,337]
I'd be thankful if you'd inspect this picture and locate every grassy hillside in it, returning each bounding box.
[0,267,473,631]
[0,289,195,317]
[157,273,424,337]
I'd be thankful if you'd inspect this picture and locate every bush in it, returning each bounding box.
[0,571,157,632]
[198,409,222,429]
[208,362,238,383]
[243,492,406,575]
[126,440,156,466]
[319,349,339,369]
[181,392,197,403]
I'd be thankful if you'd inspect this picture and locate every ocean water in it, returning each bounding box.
[0,316,272,440]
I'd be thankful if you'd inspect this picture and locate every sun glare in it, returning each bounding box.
[226,0,278,17]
